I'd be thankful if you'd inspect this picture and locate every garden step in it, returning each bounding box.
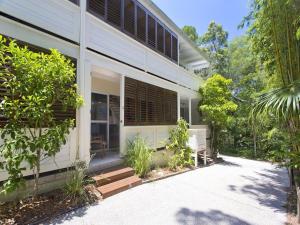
[97,175,142,198]
[92,167,135,186]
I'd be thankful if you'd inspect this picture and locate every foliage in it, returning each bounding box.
[64,161,89,204]
[125,135,153,177]
[198,21,229,77]
[166,119,193,170]
[246,0,300,85]
[246,0,300,162]
[199,74,237,157]
[228,36,256,82]
[0,36,83,195]
[244,1,300,220]
[182,25,199,43]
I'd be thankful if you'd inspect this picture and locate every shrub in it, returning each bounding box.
[64,161,89,204]
[125,136,153,177]
[0,36,83,195]
[166,119,193,170]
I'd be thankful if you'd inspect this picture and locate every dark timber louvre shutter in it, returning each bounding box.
[87,0,105,18]
[124,77,177,126]
[165,30,171,58]
[124,78,137,125]
[136,6,146,42]
[172,35,178,62]
[107,0,121,27]
[147,14,156,48]
[124,0,135,35]
[147,84,156,124]
[137,82,147,124]
[157,22,164,53]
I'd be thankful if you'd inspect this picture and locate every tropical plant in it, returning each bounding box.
[0,35,83,195]
[244,0,300,221]
[166,119,193,170]
[64,161,89,204]
[125,135,153,177]
[199,74,237,157]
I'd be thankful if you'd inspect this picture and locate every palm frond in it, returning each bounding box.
[252,80,300,120]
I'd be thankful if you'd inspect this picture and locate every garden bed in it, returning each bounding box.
[0,185,99,225]
[143,167,195,183]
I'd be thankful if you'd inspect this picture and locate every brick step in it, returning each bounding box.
[97,175,142,198]
[92,167,135,186]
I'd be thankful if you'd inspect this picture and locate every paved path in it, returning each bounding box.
[49,156,289,225]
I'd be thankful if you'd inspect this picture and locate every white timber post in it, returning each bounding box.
[78,0,91,164]
[177,92,181,121]
[189,97,192,126]
[120,74,125,156]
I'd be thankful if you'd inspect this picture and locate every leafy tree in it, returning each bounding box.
[182,25,198,43]
[0,36,83,195]
[198,21,229,76]
[228,36,256,82]
[244,0,300,221]
[199,74,237,157]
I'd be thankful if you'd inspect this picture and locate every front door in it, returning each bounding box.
[91,93,120,158]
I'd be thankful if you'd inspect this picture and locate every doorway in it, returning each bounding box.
[91,92,120,158]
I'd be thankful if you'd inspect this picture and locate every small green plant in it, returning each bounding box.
[64,161,89,204]
[166,119,193,170]
[125,135,153,178]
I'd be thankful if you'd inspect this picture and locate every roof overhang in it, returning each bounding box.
[141,0,209,65]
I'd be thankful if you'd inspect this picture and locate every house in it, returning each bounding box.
[0,0,209,191]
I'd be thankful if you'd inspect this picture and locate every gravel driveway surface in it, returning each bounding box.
[49,155,289,225]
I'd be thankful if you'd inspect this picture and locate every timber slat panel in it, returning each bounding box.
[124,77,177,126]
[92,167,135,186]
[97,175,142,198]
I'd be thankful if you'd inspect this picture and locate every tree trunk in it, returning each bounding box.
[253,128,257,158]
[34,149,41,197]
[296,185,300,224]
[210,125,217,159]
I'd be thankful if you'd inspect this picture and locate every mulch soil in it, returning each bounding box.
[286,186,299,225]
[0,185,99,225]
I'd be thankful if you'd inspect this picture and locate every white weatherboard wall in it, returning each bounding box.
[0,0,80,43]
[123,126,175,155]
[85,14,201,91]
[0,129,77,181]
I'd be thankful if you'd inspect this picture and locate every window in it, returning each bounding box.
[107,0,121,27]
[124,0,135,35]
[136,5,146,42]
[165,29,171,58]
[147,14,156,48]
[172,35,178,62]
[87,0,105,18]
[125,77,177,126]
[86,0,179,63]
[180,98,189,123]
[124,78,137,125]
[157,22,164,53]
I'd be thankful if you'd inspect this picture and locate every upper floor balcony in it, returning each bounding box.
[0,0,208,90]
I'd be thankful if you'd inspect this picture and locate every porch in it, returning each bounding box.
[79,56,203,172]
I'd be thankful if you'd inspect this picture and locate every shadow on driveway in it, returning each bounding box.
[176,208,251,225]
[228,167,288,213]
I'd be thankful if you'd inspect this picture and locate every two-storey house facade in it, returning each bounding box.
[0,0,208,181]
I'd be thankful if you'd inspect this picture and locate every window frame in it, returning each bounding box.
[86,0,179,64]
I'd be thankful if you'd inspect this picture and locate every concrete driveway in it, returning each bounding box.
[49,155,289,225]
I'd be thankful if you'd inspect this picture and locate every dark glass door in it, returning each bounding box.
[91,93,120,157]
